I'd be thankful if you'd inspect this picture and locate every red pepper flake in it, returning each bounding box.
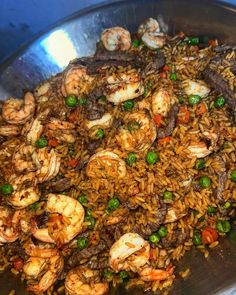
[163,65,170,72]
[154,114,163,127]
[68,159,78,168]
[12,257,24,271]
[158,136,171,146]
[68,108,78,123]
[202,227,218,245]
[208,39,218,47]
[159,72,167,79]
[48,138,59,148]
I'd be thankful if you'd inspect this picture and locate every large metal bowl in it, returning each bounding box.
[0,0,236,294]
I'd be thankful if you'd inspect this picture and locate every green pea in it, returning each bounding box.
[35,138,48,148]
[189,95,201,106]
[158,226,168,238]
[65,95,78,107]
[0,183,13,195]
[163,191,173,200]
[207,205,217,215]
[149,232,160,244]
[223,201,231,209]
[127,153,136,166]
[230,170,236,182]
[127,121,140,132]
[198,216,205,222]
[107,198,120,211]
[214,96,225,108]
[146,151,159,165]
[123,100,135,111]
[193,230,202,245]
[98,95,106,105]
[170,73,177,81]
[132,39,141,47]
[192,210,199,216]
[103,269,113,280]
[178,96,184,104]
[78,97,87,106]
[86,208,92,216]
[96,128,104,139]
[29,202,39,211]
[119,270,129,280]
[85,216,95,229]
[77,237,88,250]
[216,220,231,233]
[78,194,88,204]
[195,158,205,170]
[199,176,211,188]
[188,37,199,45]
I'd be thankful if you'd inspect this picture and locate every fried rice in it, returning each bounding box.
[0,18,235,295]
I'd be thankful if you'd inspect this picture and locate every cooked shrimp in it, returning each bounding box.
[12,143,36,172]
[186,130,218,158]
[182,79,210,98]
[105,70,144,104]
[0,207,19,243]
[2,92,36,124]
[101,27,131,51]
[151,88,176,117]
[109,233,150,273]
[8,173,39,209]
[24,254,64,293]
[62,65,94,97]
[45,118,76,143]
[24,241,58,258]
[24,108,50,145]
[86,150,127,179]
[65,267,109,295]
[85,113,113,130]
[116,111,156,152]
[138,18,166,49]
[33,194,85,244]
[0,124,21,137]
[164,208,187,223]
[138,18,160,36]
[139,265,174,281]
[32,147,60,183]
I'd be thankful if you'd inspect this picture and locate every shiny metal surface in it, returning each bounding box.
[0,0,236,294]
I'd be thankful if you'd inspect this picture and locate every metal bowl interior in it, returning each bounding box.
[0,0,236,294]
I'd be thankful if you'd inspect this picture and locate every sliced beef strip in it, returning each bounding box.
[213,155,227,201]
[66,239,107,269]
[66,224,123,269]
[92,42,165,73]
[203,68,236,122]
[46,178,73,193]
[86,87,106,121]
[133,199,167,238]
[161,228,189,249]
[4,241,26,258]
[84,255,109,270]
[85,139,102,155]
[157,104,179,139]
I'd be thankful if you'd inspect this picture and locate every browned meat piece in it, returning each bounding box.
[133,199,167,238]
[67,239,107,269]
[5,241,26,258]
[86,139,102,154]
[86,87,106,121]
[33,212,49,229]
[203,68,236,111]
[162,228,189,248]
[157,104,179,139]
[84,256,109,270]
[47,178,73,193]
